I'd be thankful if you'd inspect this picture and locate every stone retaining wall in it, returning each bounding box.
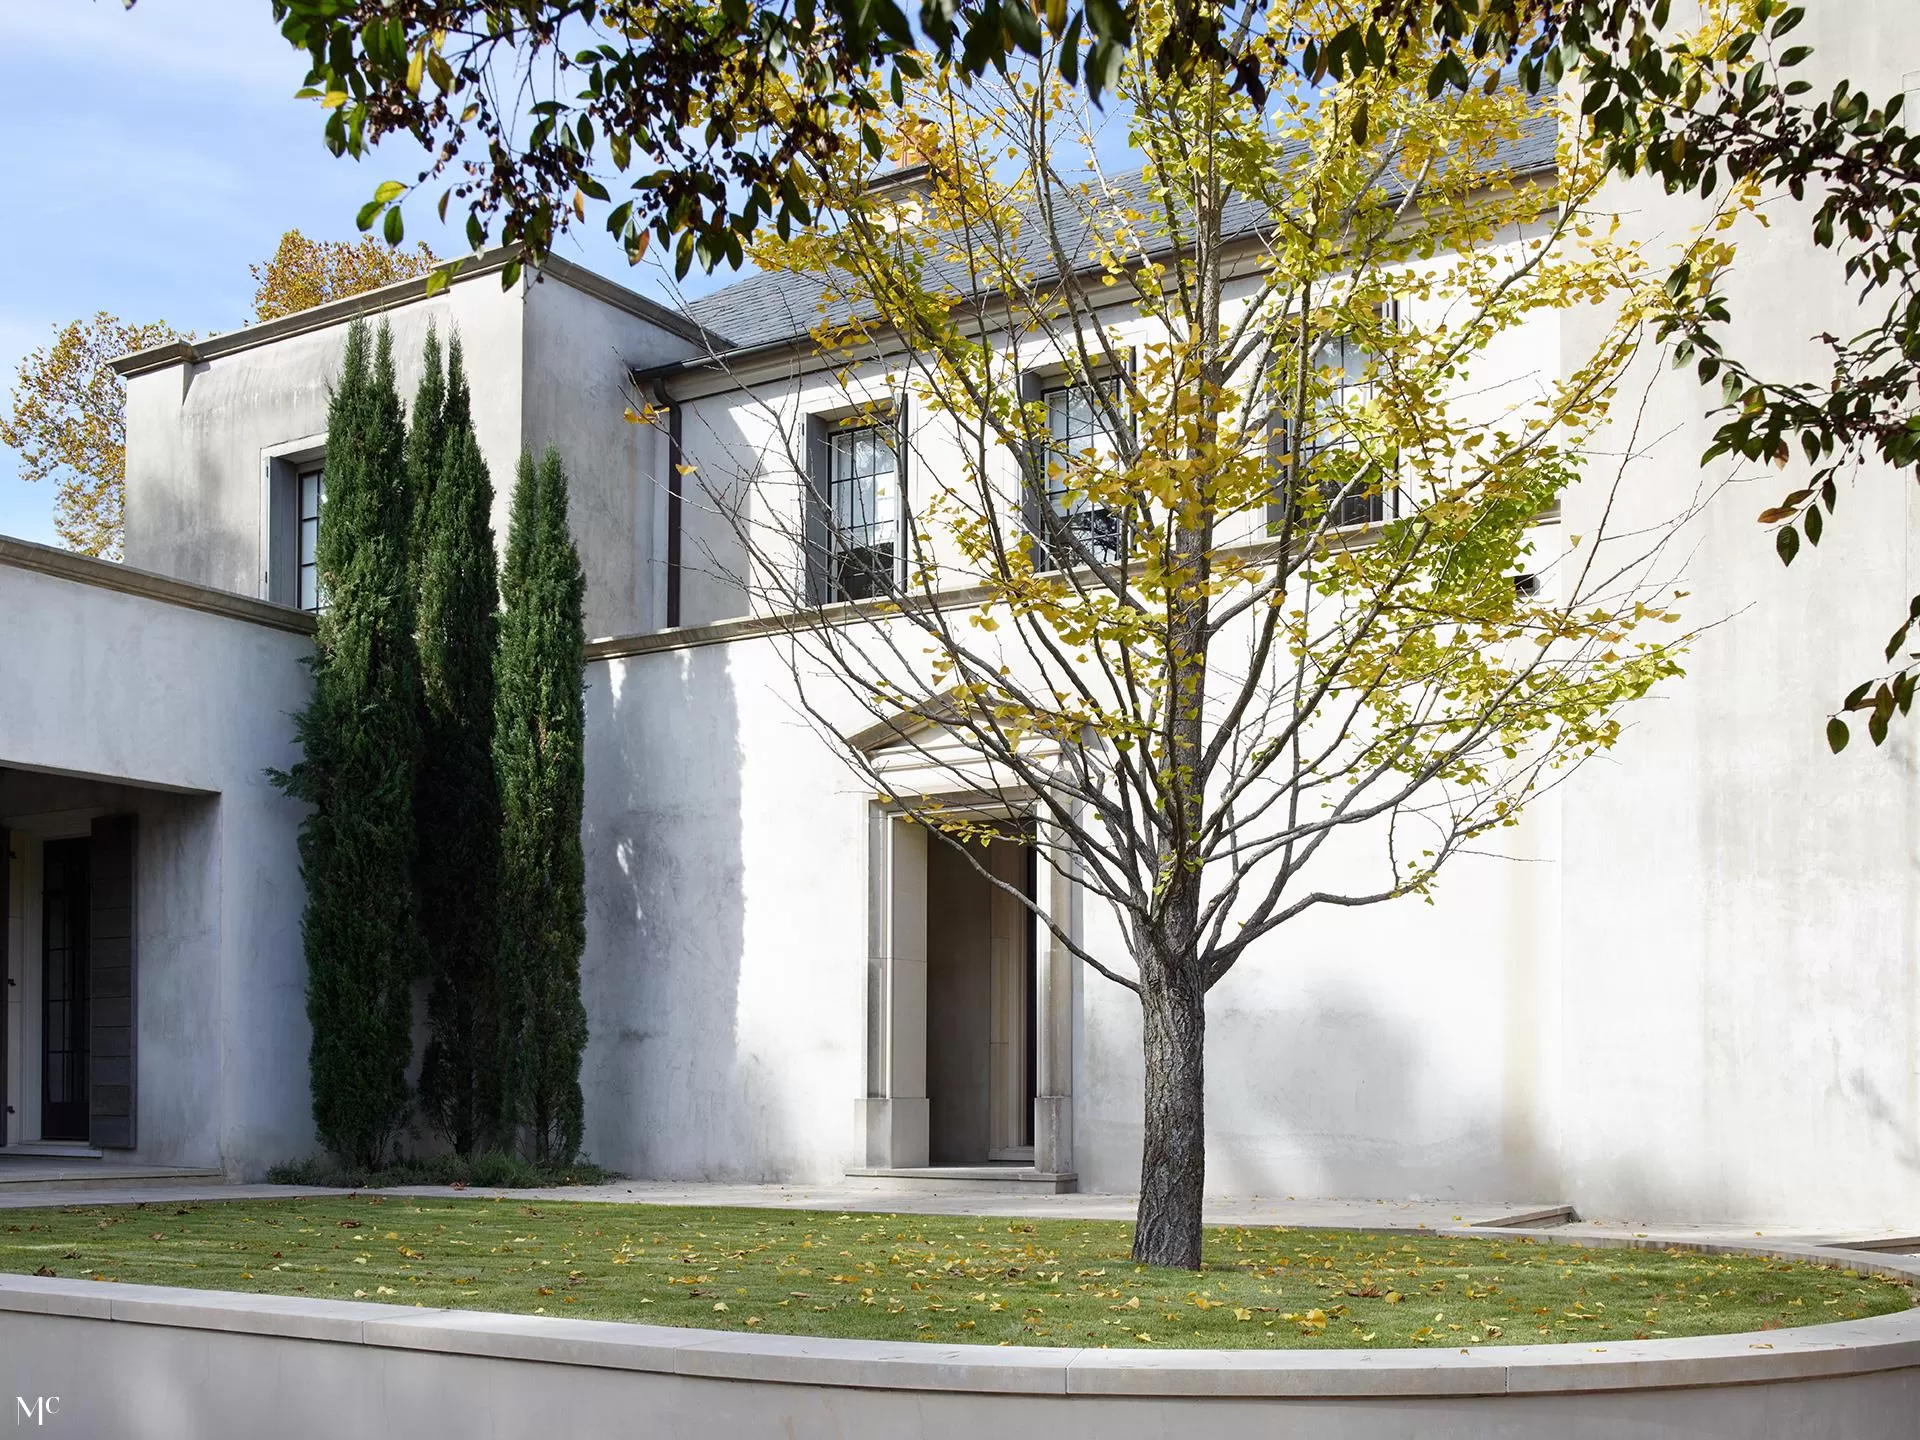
[3,1263,1917,1438]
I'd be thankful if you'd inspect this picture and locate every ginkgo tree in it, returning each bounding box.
[668,2,1743,1269]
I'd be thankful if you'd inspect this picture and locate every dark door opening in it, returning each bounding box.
[41,838,89,1143]
[926,827,1036,1165]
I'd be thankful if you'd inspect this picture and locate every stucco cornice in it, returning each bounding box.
[109,249,720,378]
[0,535,316,636]
[584,585,998,663]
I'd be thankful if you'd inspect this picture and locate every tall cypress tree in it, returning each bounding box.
[274,319,421,1168]
[496,447,588,1165]
[404,325,447,596]
[416,336,503,1153]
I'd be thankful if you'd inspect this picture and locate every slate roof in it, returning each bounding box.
[682,102,1558,356]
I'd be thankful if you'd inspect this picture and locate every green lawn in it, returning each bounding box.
[0,1197,1907,1349]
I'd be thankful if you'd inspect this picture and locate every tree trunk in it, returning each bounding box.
[1131,960,1207,1268]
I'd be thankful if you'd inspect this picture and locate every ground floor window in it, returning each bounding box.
[39,838,89,1143]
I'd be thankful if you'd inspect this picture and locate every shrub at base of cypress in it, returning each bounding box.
[495,447,588,1166]
[271,319,422,1169]
[416,335,503,1153]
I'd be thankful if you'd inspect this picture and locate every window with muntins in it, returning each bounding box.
[296,461,326,613]
[817,420,899,602]
[1270,333,1396,535]
[1037,378,1124,567]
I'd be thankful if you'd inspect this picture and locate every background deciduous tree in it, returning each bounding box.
[0,314,191,558]
[689,5,1731,1267]
[251,229,442,323]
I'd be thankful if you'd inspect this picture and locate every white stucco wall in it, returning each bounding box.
[0,554,314,1175]
[1550,1,1920,1229]
[582,635,874,1180]
[521,273,701,637]
[578,622,1569,1202]
[123,281,525,600]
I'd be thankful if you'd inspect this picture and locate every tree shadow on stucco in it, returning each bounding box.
[1202,978,1436,1203]
[581,639,798,1179]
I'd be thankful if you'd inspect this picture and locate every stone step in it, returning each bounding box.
[0,1161,225,1191]
[844,1166,1078,1194]
[1465,1204,1578,1229]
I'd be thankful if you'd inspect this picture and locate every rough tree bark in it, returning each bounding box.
[1132,941,1208,1269]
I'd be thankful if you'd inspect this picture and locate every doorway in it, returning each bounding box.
[925,829,1035,1165]
[39,837,90,1143]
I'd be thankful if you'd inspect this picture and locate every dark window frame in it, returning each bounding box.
[295,460,326,613]
[1026,372,1129,570]
[1267,311,1402,537]
[805,406,907,605]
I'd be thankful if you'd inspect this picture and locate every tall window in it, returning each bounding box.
[296,461,326,613]
[1270,333,1395,535]
[1035,378,1124,567]
[40,838,89,1143]
[815,419,899,603]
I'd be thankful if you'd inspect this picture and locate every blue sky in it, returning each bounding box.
[0,0,717,547]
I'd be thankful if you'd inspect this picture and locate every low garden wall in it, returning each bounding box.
[2,1236,1917,1437]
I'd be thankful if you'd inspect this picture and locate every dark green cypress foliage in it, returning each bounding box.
[273,319,421,1169]
[404,326,447,594]
[416,335,503,1153]
[495,447,588,1165]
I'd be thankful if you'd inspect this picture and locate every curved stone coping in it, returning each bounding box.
[0,1227,1915,1400]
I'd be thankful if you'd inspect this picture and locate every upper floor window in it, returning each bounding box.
[1034,378,1125,568]
[1269,333,1395,535]
[295,460,326,613]
[808,415,900,604]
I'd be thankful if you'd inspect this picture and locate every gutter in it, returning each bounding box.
[652,377,684,629]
